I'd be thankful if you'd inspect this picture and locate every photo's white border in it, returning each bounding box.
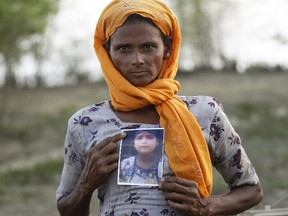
[117,128,164,187]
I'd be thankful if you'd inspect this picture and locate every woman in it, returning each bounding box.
[119,129,163,185]
[56,0,263,215]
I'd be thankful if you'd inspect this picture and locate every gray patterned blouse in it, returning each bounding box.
[56,95,259,216]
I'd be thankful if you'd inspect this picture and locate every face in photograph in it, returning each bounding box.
[134,131,158,155]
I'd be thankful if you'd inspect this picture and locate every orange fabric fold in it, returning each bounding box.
[94,0,212,197]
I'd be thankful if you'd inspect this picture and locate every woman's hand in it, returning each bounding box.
[57,132,127,216]
[78,132,126,193]
[159,176,263,216]
[159,176,211,216]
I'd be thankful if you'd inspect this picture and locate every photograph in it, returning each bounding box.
[118,128,164,186]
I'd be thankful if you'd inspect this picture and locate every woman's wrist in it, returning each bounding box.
[76,176,96,198]
[203,195,217,216]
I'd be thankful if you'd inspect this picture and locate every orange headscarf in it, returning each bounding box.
[94,0,212,197]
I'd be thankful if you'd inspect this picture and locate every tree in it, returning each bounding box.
[0,0,59,87]
[169,0,234,71]
[0,0,59,127]
[60,40,91,85]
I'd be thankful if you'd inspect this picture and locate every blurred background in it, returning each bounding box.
[0,0,287,215]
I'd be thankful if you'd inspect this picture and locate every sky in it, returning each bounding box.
[224,0,288,71]
[1,0,288,85]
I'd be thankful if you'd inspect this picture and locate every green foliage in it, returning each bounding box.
[235,103,288,139]
[171,0,212,66]
[0,0,58,58]
[170,0,233,69]
[0,159,62,187]
[60,40,93,85]
[245,64,288,73]
[0,0,59,86]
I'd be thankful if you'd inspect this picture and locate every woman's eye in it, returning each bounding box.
[119,46,128,51]
[145,45,154,49]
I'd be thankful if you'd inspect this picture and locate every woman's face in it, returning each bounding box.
[108,19,170,86]
[134,131,158,155]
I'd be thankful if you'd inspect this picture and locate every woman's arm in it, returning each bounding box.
[57,133,126,216]
[57,184,93,216]
[159,176,263,216]
[206,182,263,215]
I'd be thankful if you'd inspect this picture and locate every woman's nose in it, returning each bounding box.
[131,50,144,65]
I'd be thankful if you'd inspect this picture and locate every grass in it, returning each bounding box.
[0,158,63,215]
[0,159,62,187]
[0,71,287,215]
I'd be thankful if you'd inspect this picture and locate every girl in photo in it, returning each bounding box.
[119,129,163,185]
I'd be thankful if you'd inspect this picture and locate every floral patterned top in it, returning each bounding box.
[56,95,259,216]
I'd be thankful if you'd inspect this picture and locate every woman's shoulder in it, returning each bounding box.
[67,100,111,128]
[177,95,224,125]
[178,95,223,111]
[72,100,110,115]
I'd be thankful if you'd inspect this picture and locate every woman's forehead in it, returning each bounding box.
[110,20,163,43]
